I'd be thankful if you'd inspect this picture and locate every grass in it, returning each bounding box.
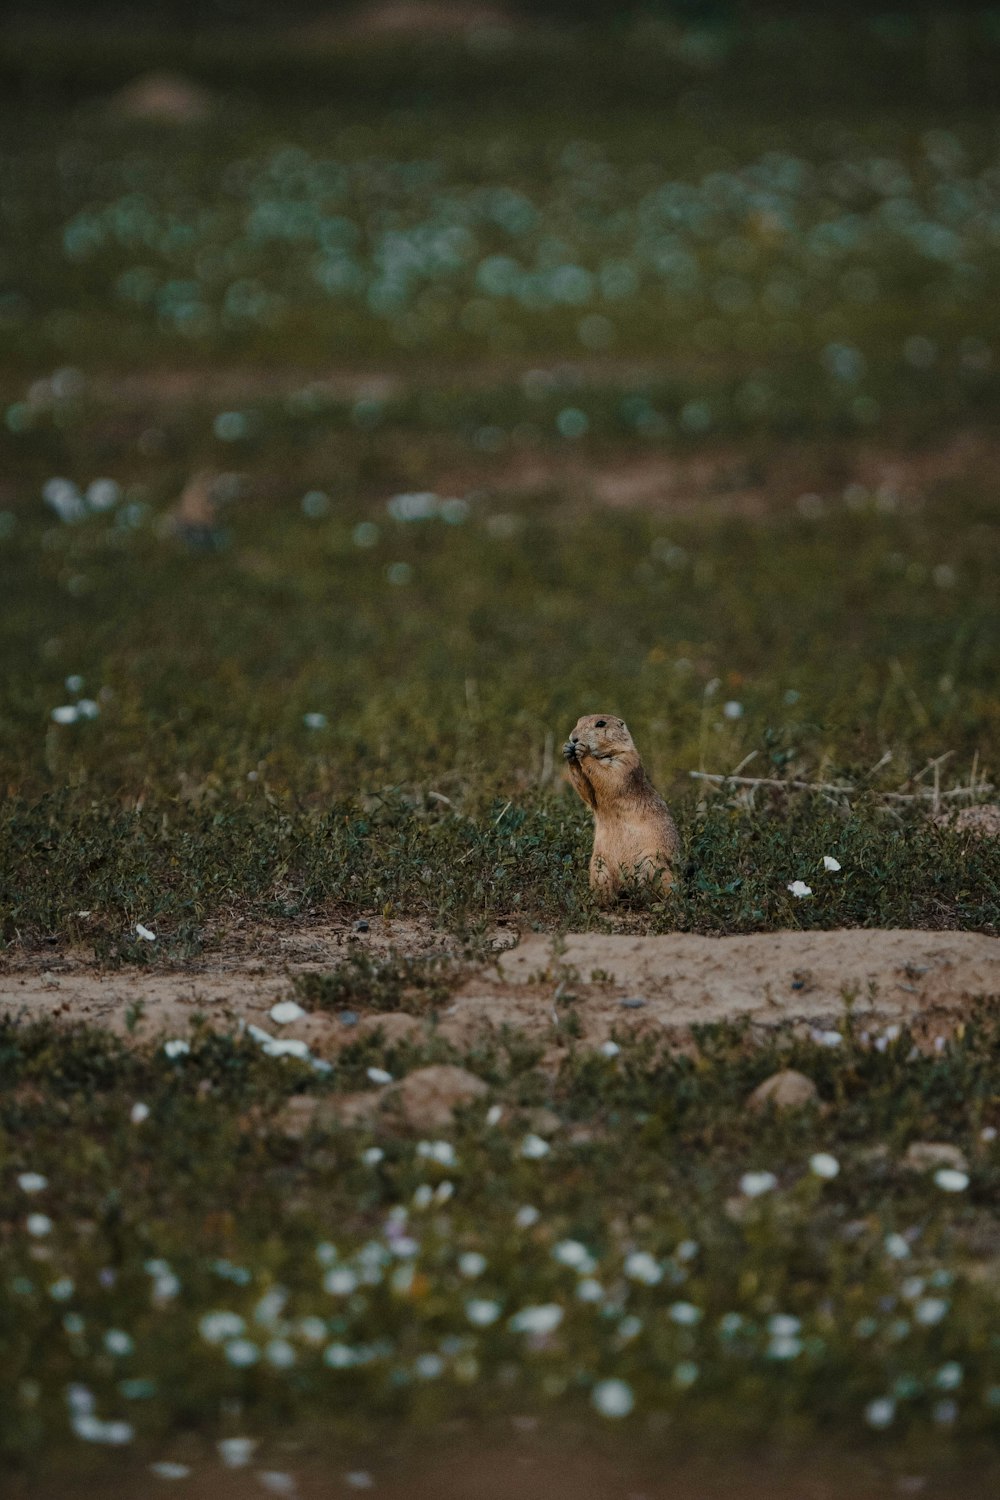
[4,1012,1000,1480]
[1,15,1000,1483]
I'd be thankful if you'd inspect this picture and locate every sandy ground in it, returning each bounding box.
[2,923,997,1055]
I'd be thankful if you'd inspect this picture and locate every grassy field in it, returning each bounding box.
[1,14,1000,1487]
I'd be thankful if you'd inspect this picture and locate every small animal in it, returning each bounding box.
[563,714,680,899]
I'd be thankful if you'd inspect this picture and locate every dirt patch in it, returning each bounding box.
[2,925,996,1056]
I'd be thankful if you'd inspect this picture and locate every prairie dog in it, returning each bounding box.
[563,714,680,899]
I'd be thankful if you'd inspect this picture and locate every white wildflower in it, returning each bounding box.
[934,1168,969,1192]
[514,1205,540,1228]
[130,1102,150,1124]
[590,1378,634,1418]
[552,1239,596,1273]
[458,1251,487,1278]
[217,1437,256,1468]
[624,1250,663,1285]
[269,1000,305,1025]
[162,1040,190,1060]
[466,1298,502,1327]
[865,1397,896,1430]
[27,1213,53,1237]
[509,1304,564,1335]
[787,880,813,898]
[366,1067,393,1085]
[520,1134,550,1160]
[822,855,842,872]
[809,1152,840,1179]
[135,923,156,942]
[739,1170,778,1197]
[669,1301,703,1326]
[17,1173,48,1193]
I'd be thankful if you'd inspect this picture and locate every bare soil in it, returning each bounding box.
[2,923,997,1056]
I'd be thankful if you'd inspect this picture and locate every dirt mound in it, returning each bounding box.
[2,926,996,1055]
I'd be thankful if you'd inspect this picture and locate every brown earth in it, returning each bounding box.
[2,922,996,1059]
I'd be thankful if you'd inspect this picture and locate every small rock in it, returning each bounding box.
[112,72,213,124]
[620,996,647,1010]
[902,1142,969,1174]
[386,1065,488,1131]
[354,919,370,933]
[747,1069,819,1112]
[355,1013,423,1046]
[524,1107,561,1137]
[338,1010,359,1027]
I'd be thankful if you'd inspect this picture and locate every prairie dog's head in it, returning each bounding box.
[563,714,636,764]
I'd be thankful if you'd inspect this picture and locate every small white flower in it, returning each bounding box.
[811,1029,843,1048]
[787,880,813,898]
[366,1067,393,1085]
[324,1267,358,1296]
[261,1038,310,1060]
[591,1378,634,1418]
[27,1213,53,1237]
[739,1170,778,1198]
[258,1473,297,1496]
[485,1103,503,1126]
[434,1181,453,1204]
[865,1397,896,1430]
[576,1278,604,1302]
[514,1205,540,1228]
[104,1329,134,1356]
[217,1437,256,1469]
[617,1314,643,1342]
[72,1415,134,1445]
[130,1102,150,1124]
[412,1184,433,1210]
[520,1133,550,1160]
[51,705,81,724]
[934,1168,969,1192]
[509,1303,564,1335]
[303,712,328,730]
[361,1147,385,1166]
[149,1462,191,1480]
[269,1000,305,1025]
[162,1040,190,1060]
[76,699,100,720]
[324,1343,358,1369]
[466,1298,502,1327]
[669,1301,703,1326]
[768,1335,803,1360]
[18,1173,48,1193]
[135,923,156,942]
[599,1040,621,1058]
[822,856,842,872]
[624,1250,663,1285]
[768,1314,801,1337]
[935,1361,963,1390]
[224,1338,259,1367]
[458,1251,487,1278]
[344,1473,374,1490]
[265,1340,297,1369]
[981,1126,997,1143]
[723,700,743,720]
[675,1239,699,1262]
[416,1140,456,1167]
[809,1152,840,1179]
[884,1233,911,1260]
[915,1298,949,1326]
[673,1360,699,1388]
[552,1239,596,1273]
[414,1352,444,1379]
[199,1311,246,1344]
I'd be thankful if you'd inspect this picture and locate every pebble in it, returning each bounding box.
[620,996,646,1010]
[338,1011,359,1028]
[354,920,370,933]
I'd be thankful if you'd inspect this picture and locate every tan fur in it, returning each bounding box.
[562,714,680,899]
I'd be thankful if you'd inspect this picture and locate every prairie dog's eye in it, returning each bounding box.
[595,719,607,728]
